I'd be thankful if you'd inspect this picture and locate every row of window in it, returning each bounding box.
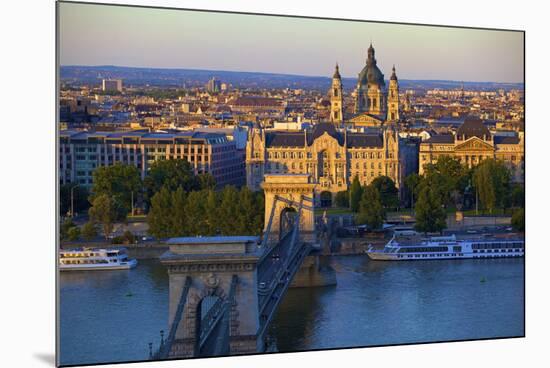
[398,246,449,253]
[473,249,522,253]
[62,260,110,264]
[396,253,463,258]
[61,145,218,155]
[471,242,524,249]
[263,151,389,160]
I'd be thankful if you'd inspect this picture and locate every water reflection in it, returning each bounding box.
[271,256,524,351]
[59,256,524,365]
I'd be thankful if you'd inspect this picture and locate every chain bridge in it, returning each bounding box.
[150,174,333,359]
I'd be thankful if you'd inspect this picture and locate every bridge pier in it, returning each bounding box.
[290,255,337,288]
[160,236,265,358]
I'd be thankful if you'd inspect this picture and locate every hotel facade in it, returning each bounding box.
[59,130,245,188]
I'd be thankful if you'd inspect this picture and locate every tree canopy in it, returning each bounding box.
[349,175,363,213]
[404,173,421,209]
[90,163,141,214]
[423,156,470,207]
[60,184,90,216]
[334,190,349,208]
[146,186,264,239]
[472,158,511,212]
[88,194,124,239]
[143,159,201,201]
[414,183,447,234]
[511,208,525,232]
[356,184,385,230]
[371,176,399,209]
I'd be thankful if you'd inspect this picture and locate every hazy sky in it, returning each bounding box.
[58,2,524,83]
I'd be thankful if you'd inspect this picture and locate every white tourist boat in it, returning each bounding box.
[59,247,138,271]
[366,235,524,261]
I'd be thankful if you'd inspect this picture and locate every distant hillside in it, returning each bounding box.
[60,65,523,92]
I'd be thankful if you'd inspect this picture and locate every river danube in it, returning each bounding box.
[59,256,524,366]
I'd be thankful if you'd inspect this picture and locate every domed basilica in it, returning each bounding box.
[329,43,401,127]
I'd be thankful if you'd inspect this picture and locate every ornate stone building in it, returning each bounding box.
[246,123,415,206]
[419,117,525,182]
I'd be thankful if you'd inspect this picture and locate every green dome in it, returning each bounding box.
[358,44,385,87]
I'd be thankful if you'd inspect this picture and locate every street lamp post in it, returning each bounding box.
[70,184,80,218]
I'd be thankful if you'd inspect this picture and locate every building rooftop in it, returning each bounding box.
[59,129,229,144]
[424,134,455,144]
[230,96,283,107]
[494,136,520,144]
[264,122,384,148]
[456,117,491,139]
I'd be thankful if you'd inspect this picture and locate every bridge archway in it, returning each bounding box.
[261,174,316,240]
[279,207,297,238]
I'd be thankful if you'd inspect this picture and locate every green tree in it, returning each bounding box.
[404,173,421,209]
[509,184,525,208]
[147,187,174,239]
[170,186,188,236]
[414,184,447,234]
[204,190,220,235]
[472,159,511,212]
[252,191,265,235]
[511,208,525,232]
[334,190,349,208]
[61,218,76,240]
[424,156,470,207]
[81,221,98,241]
[371,176,399,209]
[356,185,385,230]
[218,186,240,235]
[66,226,81,241]
[122,230,136,244]
[185,190,207,235]
[60,184,90,216]
[234,187,253,234]
[143,159,199,202]
[89,194,123,239]
[235,187,265,236]
[349,175,363,213]
[91,163,141,214]
[198,173,216,190]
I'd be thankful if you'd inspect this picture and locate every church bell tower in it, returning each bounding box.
[387,65,400,122]
[329,63,344,125]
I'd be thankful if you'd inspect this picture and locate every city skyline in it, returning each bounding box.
[59,2,524,84]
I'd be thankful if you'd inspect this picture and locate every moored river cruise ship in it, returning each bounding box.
[59,247,138,271]
[366,235,524,261]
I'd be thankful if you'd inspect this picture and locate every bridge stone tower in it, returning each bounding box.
[261,174,316,239]
[160,236,263,358]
